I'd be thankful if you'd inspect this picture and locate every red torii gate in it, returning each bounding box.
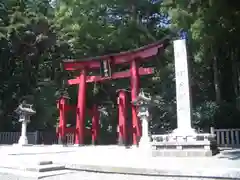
[58,37,171,146]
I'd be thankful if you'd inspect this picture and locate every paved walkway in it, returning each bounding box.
[0,145,240,179]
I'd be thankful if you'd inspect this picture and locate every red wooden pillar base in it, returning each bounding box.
[117,90,128,146]
[57,97,67,144]
[91,104,100,145]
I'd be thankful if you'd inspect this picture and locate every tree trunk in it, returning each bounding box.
[213,54,221,104]
[231,49,239,98]
[233,48,240,109]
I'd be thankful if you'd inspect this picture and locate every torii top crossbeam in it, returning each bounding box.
[63,36,171,71]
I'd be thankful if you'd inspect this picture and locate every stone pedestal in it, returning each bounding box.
[151,132,218,157]
[18,135,28,145]
[139,116,151,149]
[18,120,28,146]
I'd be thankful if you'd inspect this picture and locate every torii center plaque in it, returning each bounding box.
[173,39,193,134]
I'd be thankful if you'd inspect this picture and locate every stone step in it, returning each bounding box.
[22,164,66,172]
[36,160,53,165]
[0,161,66,173]
[0,168,75,180]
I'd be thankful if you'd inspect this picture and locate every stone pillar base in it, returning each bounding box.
[139,136,151,149]
[18,135,28,145]
[172,128,197,136]
[73,144,85,147]
[118,137,127,146]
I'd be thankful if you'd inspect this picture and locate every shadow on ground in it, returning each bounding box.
[217,148,240,160]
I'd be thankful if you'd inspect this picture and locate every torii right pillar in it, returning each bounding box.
[117,90,128,146]
[130,60,141,145]
[75,69,87,145]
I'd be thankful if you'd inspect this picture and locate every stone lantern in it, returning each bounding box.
[15,102,36,145]
[132,91,159,148]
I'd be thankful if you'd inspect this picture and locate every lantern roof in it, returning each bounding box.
[15,103,36,115]
[132,92,162,107]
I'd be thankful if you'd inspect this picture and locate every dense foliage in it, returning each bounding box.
[0,0,240,134]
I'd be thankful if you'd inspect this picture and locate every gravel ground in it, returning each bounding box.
[0,170,238,180]
[41,171,236,180]
[0,146,240,180]
[0,170,239,180]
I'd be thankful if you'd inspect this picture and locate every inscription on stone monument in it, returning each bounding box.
[173,39,192,131]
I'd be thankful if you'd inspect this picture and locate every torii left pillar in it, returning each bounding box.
[91,104,100,145]
[117,90,128,146]
[75,69,87,145]
[58,97,66,144]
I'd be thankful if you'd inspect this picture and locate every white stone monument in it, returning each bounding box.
[172,39,196,136]
[15,103,36,146]
[150,39,217,156]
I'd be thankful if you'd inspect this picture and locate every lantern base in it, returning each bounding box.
[18,135,28,146]
[139,135,151,149]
